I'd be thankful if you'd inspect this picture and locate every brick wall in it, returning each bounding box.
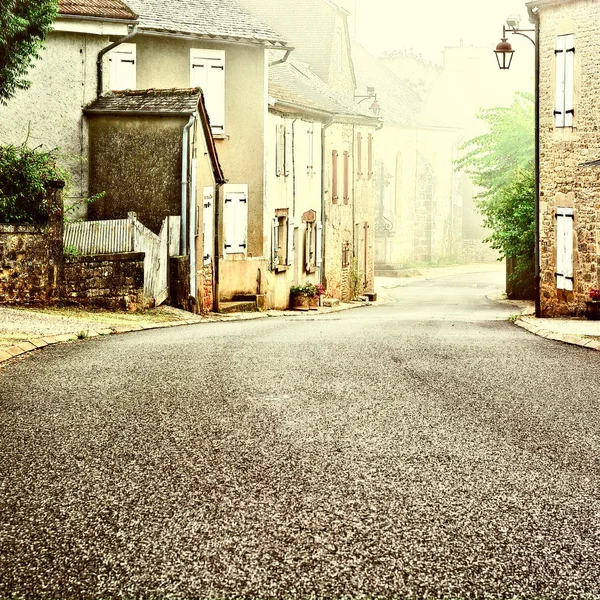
[0,182,64,305]
[63,252,144,310]
[538,0,600,316]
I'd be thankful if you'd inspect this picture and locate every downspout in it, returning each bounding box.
[189,134,198,308]
[213,183,223,313]
[291,118,298,217]
[320,117,335,286]
[181,115,195,256]
[96,24,138,97]
[531,5,541,318]
[269,48,293,67]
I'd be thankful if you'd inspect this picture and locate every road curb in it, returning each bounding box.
[0,301,370,367]
[513,317,600,351]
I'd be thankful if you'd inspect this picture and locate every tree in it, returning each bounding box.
[455,91,535,297]
[0,0,58,104]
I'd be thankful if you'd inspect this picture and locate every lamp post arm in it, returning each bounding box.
[504,24,536,45]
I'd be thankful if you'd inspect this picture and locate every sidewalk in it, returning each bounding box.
[512,303,600,351]
[0,300,369,366]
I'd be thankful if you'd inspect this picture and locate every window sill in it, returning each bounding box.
[275,265,288,273]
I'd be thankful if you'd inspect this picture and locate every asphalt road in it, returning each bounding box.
[2,269,600,599]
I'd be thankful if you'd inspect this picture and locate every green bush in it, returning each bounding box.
[0,143,66,223]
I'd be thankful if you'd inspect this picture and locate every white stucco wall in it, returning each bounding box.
[0,27,117,216]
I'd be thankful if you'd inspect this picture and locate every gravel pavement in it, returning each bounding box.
[2,268,600,599]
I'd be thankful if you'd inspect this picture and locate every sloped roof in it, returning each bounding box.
[124,0,287,47]
[58,0,137,20]
[85,88,200,114]
[269,57,377,122]
[351,42,452,129]
[236,0,339,83]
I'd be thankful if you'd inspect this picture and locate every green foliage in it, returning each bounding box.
[63,244,80,256]
[349,257,362,299]
[0,0,58,103]
[0,143,67,223]
[290,281,325,298]
[455,92,535,285]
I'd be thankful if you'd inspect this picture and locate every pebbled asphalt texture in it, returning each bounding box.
[2,270,600,599]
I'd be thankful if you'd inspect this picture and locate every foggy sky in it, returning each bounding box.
[355,0,533,64]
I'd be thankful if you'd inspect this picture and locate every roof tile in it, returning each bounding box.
[125,0,287,46]
[58,0,137,20]
[85,88,200,114]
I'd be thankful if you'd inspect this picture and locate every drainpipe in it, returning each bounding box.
[189,148,198,308]
[181,115,195,256]
[531,6,541,318]
[269,48,294,67]
[213,183,223,313]
[96,24,138,97]
[320,117,335,286]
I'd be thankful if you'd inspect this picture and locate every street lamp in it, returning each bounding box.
[354,86,382,116]
[494,15,535,70]
[494,11,541,317]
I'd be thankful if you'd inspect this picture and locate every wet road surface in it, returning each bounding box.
[2,270,600,599]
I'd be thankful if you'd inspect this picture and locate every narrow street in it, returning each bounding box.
[2,268,600,599]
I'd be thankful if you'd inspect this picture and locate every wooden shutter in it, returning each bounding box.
[287,219,294,266]
[223,184,248,254]
[554,36,567,127]
[109,43,136,91]
[305,223,312,271]
[332,150,338,203]
[556,207,574,291]
[272,217,279,266]
[276,124,284,177]
[307,125,314,173]
[315,222,323,267]
[191,49,225,133]
[202,186,214,264]
[564,34,575,127]
[357,132,363,178]
[368,134,373,178]
[284,125,292,177]
[343,151,349,204]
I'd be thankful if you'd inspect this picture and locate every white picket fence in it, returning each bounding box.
[64,214,181,306]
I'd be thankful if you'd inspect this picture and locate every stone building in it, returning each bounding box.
[527,0,600,316]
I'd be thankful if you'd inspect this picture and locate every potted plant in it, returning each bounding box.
[586,288,600,320]
[289,281,324,310]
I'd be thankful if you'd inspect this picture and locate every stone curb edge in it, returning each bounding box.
[0,302,370,367]
[513,318,600,351]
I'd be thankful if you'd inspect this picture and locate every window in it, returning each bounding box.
[272,209,293,271]
[556,207,574,291]
[343,151,350,204]
[368,134,373,178]
[191,49,225,134]
[302,211,322,273]
[555,34,574,128]
[109,43,136,91]
[307,124,314,174]
[223,184,248,254]
[357,132,363,179]
[202,186,214,265]
[332,150,339,203]
[275,123,292,177]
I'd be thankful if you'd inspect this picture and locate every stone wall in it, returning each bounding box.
[538,0,600,316]
[0,183,64,305]
[63,253,144,310]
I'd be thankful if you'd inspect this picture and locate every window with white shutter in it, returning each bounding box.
[307,124,314,175]
[223,184,248,254]
[202,186,214,265]
[284,125,292,177]
[555,34,575,128]
[556,207,574,291]
[276,124,284,177]
[109,43,136,91]
[272,209,291,270]
[191,49,225,134]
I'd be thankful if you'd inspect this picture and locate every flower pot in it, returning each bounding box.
[290,292,310,311]
[309,296,319,309]
[586,300,600,320]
